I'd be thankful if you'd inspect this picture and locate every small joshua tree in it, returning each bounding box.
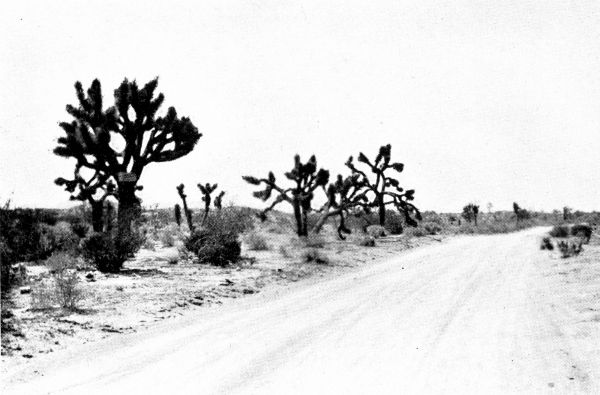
[513,202,530,224]
[176,184,195,232]
[243,155,329,236]
[198,183,223,223]
[313,174,369,239]
[55,78,201,259]
[174,204,182,227]
[345,144,421,232]
[55,165,116,232]
[214,191,225,210]
[462,203,479,226]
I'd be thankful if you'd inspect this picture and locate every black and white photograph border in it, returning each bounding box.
[1,1,599,394]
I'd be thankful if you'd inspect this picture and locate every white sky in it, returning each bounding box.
[1,0,599,212]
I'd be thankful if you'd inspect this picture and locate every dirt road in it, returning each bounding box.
[3,228,598,394]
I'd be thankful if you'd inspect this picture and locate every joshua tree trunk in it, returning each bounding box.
[117,182,138,253]
[378,196,386,226]
[292,199,306,236]
[90,200,104,233]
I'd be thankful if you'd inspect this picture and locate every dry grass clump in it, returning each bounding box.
[245,232,269,251]
[356,236,376,247]
[33,252,86,310]
[303,248,329,264]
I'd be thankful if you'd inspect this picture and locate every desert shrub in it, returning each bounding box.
[557,238,583,258]
[303,248,329,264]
[540,236,554,250]
[571,223,592,243]
[356,236,376,247]
[185,228,241,266]
[54,267,84,310]
[160,231,176,248]
[158,224,183,248]
[278,245,292,258]
[245,232,269,251]
[51,221,80,252]
[406,226,428,237]
[385,212,405,235]
[422,222,442,235]
[549,225,570,238]
[33,253,85,310]
[304,234,326,248]
[30,280,55,310]
[366,225,387,238]
[81,233,125,273]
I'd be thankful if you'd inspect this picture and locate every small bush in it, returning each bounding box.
[54,268,84,310]
[303,248,329,264]
[33,253,85,310]
[304,234,326,248]
[557,238,583,258]
[246,232,269,251]
[540,236,554,250]
[385,212,404,235]
[366,225,387,238]
[422,222,442,235]
[549,225,570,238]
[571,223,592,243]
[30,280,55,310]
[405,226,428,237]
[185,229,241,266]
[356,236,376,247]
[81,233,125,273]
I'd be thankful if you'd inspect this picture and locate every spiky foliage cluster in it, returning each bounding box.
[462,203,480,225]
[176,184,195,232]
[314,174,369,239]
[345,144,421,232]
[198,183,225,223]
[55,78,201,173]
[243,155,330,236]
[54,78,201,269]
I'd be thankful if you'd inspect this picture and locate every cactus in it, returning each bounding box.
[176,184,195,232]
[54,78,201,260]
[243,154,329,236]
[462,203,480,225]
[174,204,182,227]
[345,144,421,232]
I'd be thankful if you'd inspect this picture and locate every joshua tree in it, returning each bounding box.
[462,203,479,225]
[214,191,226,210]
[54,78,201,254]
[176,184,195,232]
[513,202,530,224]
[313,174,369,239]
[243,155,329,236]
[563,206,572,221]
[345,144,421,232]
[174,204,182,227]
[197,182,221,223]
[55,165,116,232]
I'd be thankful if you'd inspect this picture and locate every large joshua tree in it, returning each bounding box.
[54,78,201,251]
[243,155,329,236]
[345,144,421,231]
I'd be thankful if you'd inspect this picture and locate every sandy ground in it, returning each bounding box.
[2,227,599,394]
